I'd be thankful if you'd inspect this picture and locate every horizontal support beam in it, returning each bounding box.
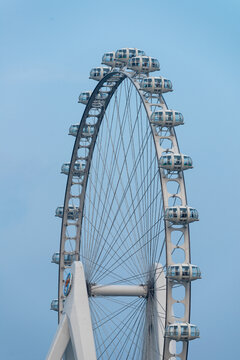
[89,284,148,297]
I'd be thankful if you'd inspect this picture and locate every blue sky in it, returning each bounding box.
[0,0,239,359]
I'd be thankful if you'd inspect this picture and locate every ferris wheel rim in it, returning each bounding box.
[57,68,193,359]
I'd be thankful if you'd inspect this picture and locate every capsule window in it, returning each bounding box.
[168,266,179,277]
[175,266,180,276]
[69,124,79,136]
[180,208,188,219]
[152,58,159,68]
[161,155,172,166]
[192,266,201,278]
[81,93,90,101]
[175,112,183,123]
[158,111,163,120]
[151,111,163,121]
[142,78,152,88]
[154,78,162,88]
[173,326,178,336]
[192,266,197,277]
[91,69,100,77]
[142,57,149,68]
[165,111,173,121]
[167,208,173,218]
[131,57,140,67]
[104,53,113,62]
[182,266,190,277]
[129,49,135,57]
[164,80,172,89]
[118,49,127,58]
[183,156,190,166]
[174,155,182,166]
[190,208,198,219]
[173,208,178,217]
[191,326,196,337]
[181,325,188,336]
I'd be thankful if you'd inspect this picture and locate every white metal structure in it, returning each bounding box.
[48,47,200,360]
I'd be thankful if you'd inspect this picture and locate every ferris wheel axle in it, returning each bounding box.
[89,283,148,297]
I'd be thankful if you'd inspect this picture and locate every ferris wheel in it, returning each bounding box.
[47,48,201,360]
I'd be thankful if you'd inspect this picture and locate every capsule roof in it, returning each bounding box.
[55,205,80,220]
[78,91,92,104]
[52,252,77,265]
[150,110,184,127]
[165,322,200,341]
[140,76,172,93]
[61,161,86,176]
[165,206,199,224]
[89,67,111,81]
[127,56,160,73]
[115,48,146,63]
[167,263,201,281]
[102,51,123,68]
[69,124,79,136]
[159,154,193,171]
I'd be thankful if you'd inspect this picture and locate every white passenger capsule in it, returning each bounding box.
[51,252,77,266]
[127,56,160,73]
[78,91,92,104]
[69,124,79,137]
[102,51,122,68]
[61,161,86,176]
[166,264,201,281]
[165,323,200,341]
[89,67,111,81]
[50,299,59,311]
[165,206,199,224]
[115,48,145,64]
[140,77,172,93]
[159,154,193,171]
[55,205,80,220]
[150,110,184,127]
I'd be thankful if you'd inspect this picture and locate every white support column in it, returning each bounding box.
[46,314,70,360]
[64,261,97,360]
[46,261,97,360]
[63,341,75,360]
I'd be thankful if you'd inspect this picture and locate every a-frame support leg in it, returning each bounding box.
[46,262,97,360]
[46,314,70,360]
